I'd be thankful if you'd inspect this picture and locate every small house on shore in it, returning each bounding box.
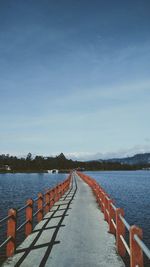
[0,165,11,171]
[47,169,59,174]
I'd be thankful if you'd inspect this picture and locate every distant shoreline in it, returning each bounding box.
[0,169,70,174]
[0,169,145,174]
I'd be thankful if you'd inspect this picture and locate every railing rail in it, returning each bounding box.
[0,173,71,259]
[134,234,150,260]
[119,214,130,231]
[77,171,150,267]
[0,237,12,250]
[17,204,29,213]
[0,215,11,225]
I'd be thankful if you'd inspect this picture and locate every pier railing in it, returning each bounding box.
[77,172,150,267]
[0,174,71,260]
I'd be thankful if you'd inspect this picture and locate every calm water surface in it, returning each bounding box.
[0,172,67,219]
[86,171,150,248]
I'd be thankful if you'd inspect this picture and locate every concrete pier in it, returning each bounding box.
[3,173,125,267]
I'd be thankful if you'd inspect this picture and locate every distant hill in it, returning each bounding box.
[99,153,150,165]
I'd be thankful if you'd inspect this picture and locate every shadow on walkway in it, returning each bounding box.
[3,176,77,267]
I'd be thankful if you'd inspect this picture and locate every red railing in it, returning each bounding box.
[77,172,150,267]
[0,174,71,259]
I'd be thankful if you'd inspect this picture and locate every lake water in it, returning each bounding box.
[86,170,150,266]
[0,171,150,266]
[0,173,67,219]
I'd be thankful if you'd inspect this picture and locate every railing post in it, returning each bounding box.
[108,200,115,234]
[45,192,50,214]
[61,183,64,195]
[97,187,101,205]
[62,182,64,194]
[97,188,101,208]
[116,208,126,257]
[96,186,101,202]
[51,189,55,207]
[64,182,66,193]
[66,178,69,190]
[57,185,60,201]
[130,225,143,267]
[59,184,62,199]
[53,187,57,203]
[55,186,58,202]
[37,193,43,222]
[49,190,53,209]
[101,192,105,213]
[59,184,63,198]
[93,185,98,200]
[104,194,108,221]
[7,208,17,257]
[25,199,33,236]
[57,185,60,200]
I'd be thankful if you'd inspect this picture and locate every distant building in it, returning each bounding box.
[47,169,59,174]
[0,165,11,171]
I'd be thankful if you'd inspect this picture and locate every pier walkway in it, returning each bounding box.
[2,173,124,267]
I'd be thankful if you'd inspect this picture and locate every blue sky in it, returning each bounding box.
[0,0,150,160]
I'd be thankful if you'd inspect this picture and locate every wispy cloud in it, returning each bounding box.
[54,79,150,111]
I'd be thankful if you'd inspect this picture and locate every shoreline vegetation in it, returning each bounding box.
[0,169,71,174]
[0,152,149,174]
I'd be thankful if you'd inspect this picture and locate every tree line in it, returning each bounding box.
[0,152,145,172]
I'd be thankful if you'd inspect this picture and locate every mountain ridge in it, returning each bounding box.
[98,152,150,165]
